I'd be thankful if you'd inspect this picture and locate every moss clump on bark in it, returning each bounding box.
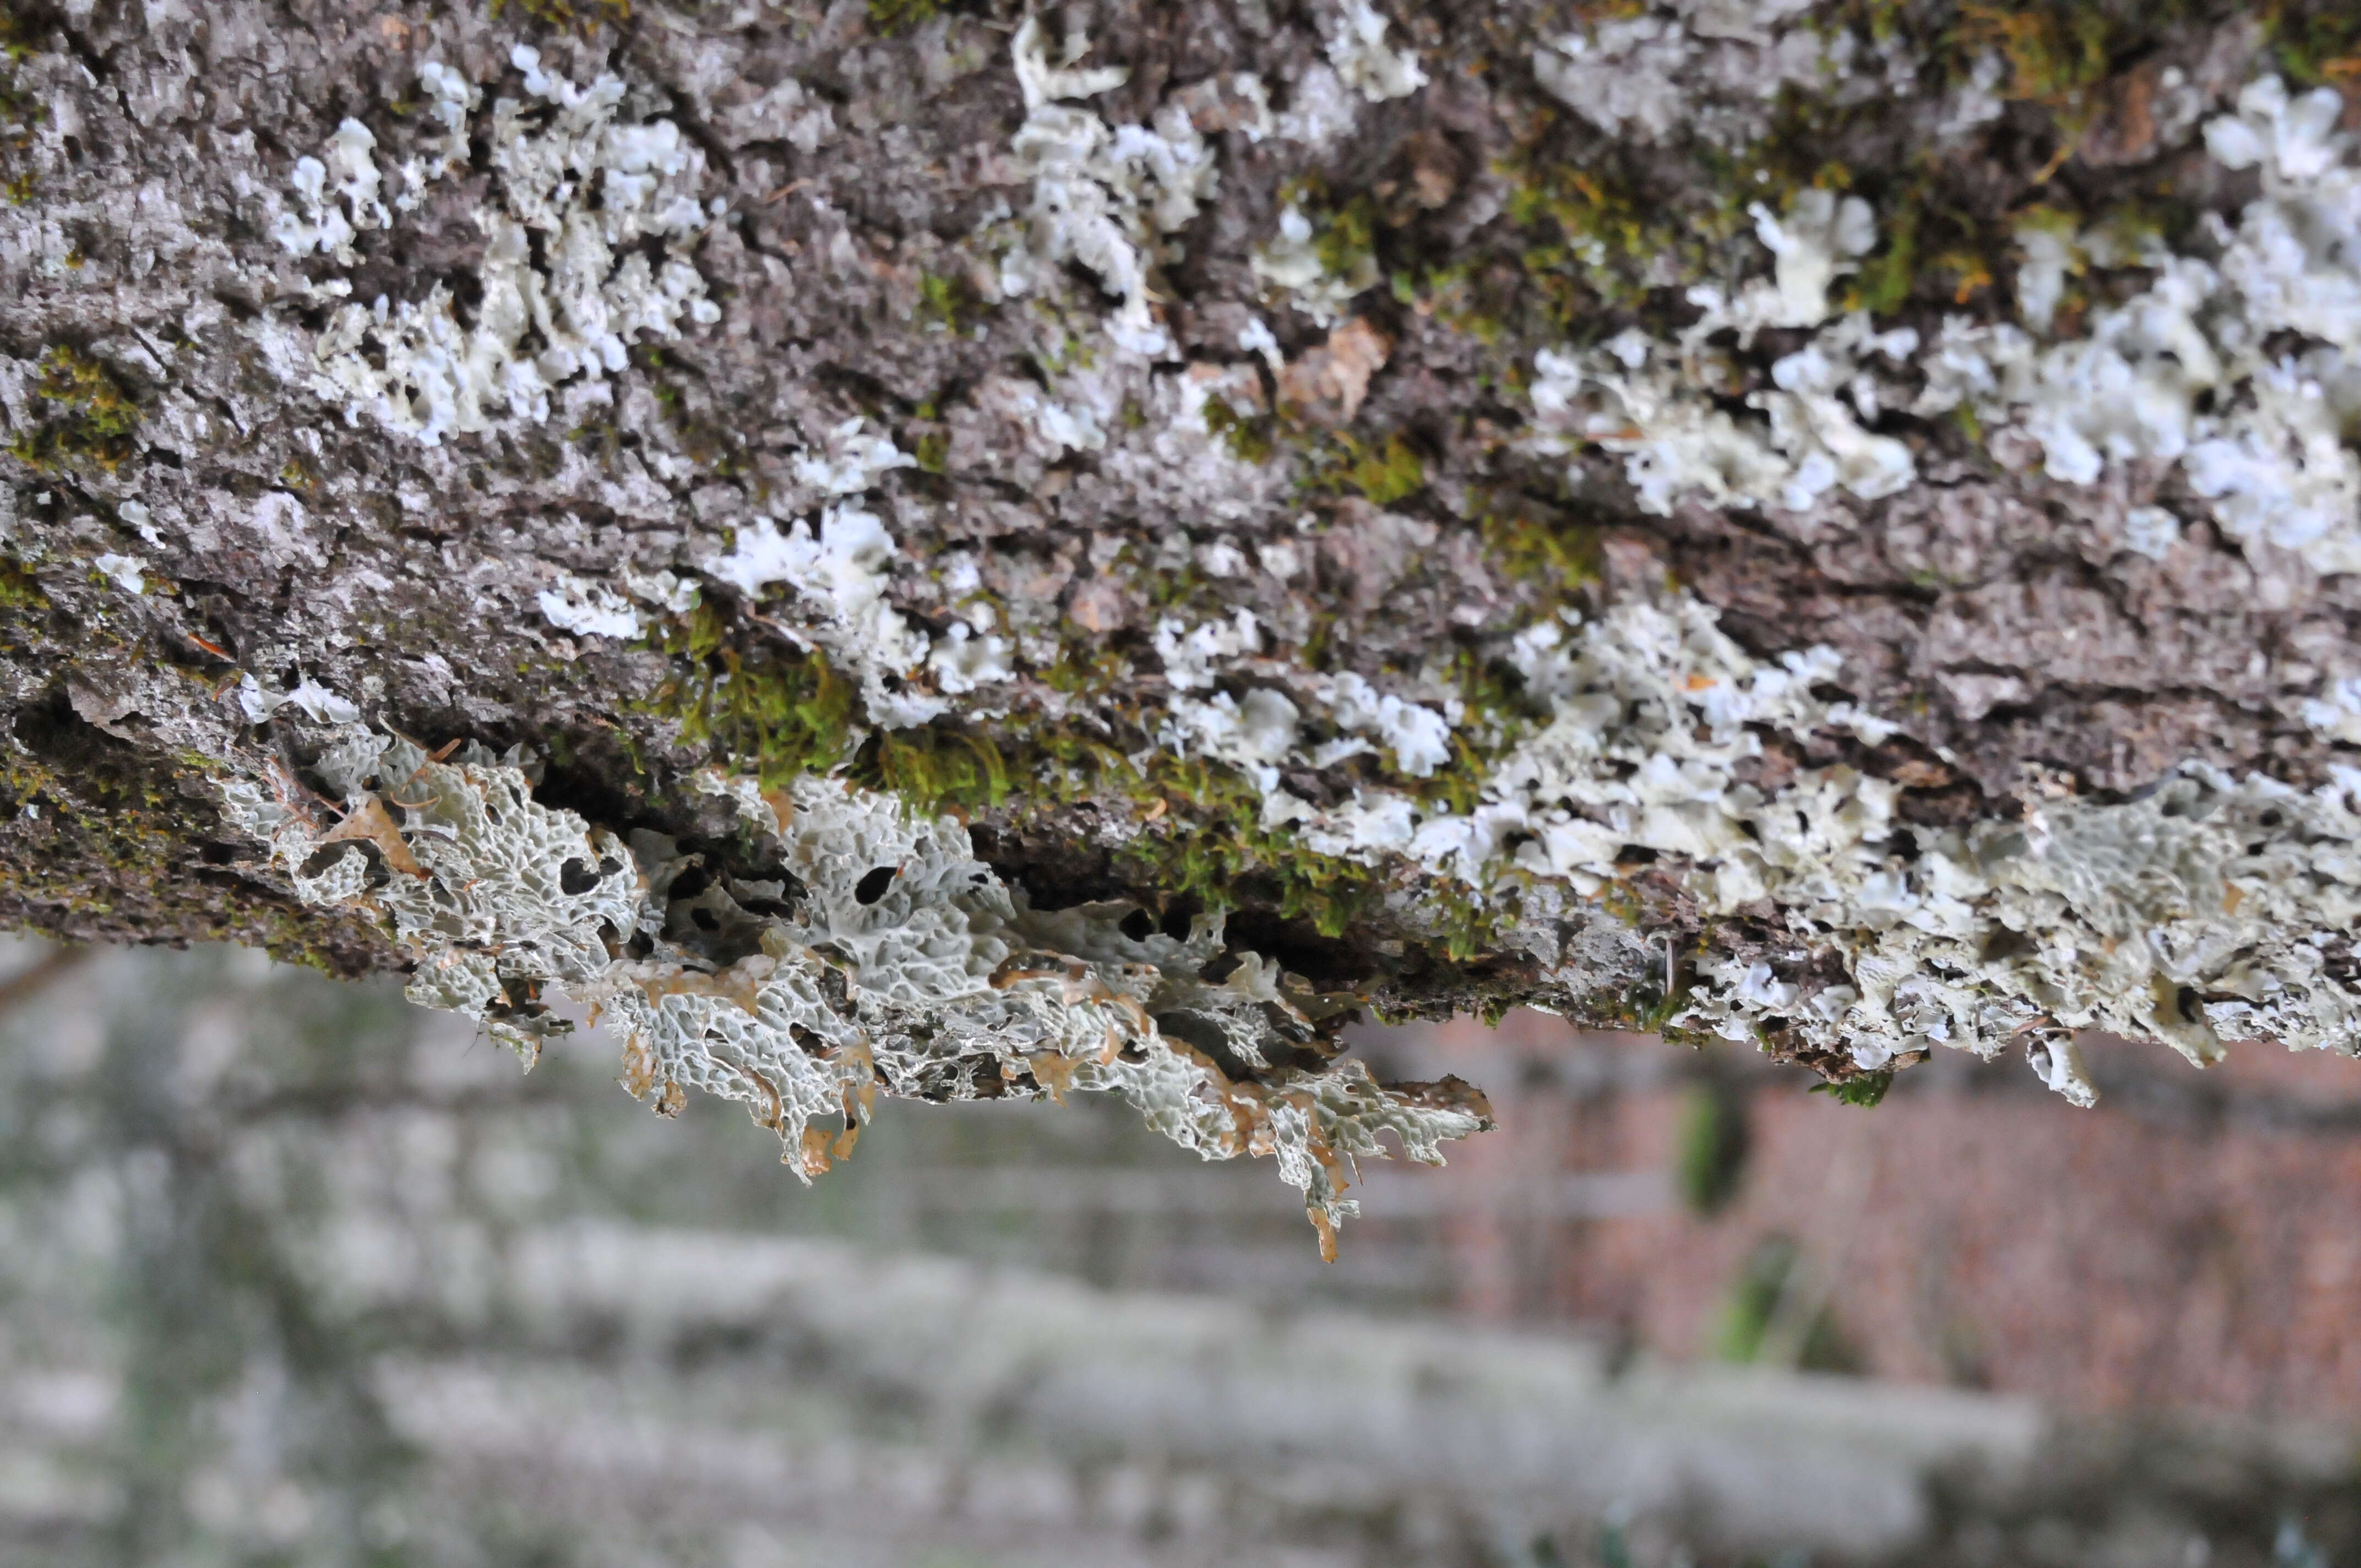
[6,346,140,474]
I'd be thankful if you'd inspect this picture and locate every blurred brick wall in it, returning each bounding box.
[1372,1014,2361,1418]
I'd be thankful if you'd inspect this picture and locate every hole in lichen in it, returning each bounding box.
[854,865,897,905]
[1118,909,1156,942]
[1156,1010,1256,1079]
[1982,925,2036,963]
[558,857,601,895]
[1615,845,1659,865]
[297,844,352,880]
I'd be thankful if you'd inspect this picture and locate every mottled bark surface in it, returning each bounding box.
[4,0,2360,1091]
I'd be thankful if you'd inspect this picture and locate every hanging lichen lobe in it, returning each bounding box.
[221,722,1489,1254]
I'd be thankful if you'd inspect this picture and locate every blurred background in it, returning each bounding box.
[3,939,2361,1566]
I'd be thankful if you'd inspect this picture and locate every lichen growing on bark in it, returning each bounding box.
[10,0,2361,1225]
[222,717,1489,1254]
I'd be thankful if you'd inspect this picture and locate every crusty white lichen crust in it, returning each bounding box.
[222,729,1489,1256]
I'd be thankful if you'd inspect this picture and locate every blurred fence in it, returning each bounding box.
[0,939,2358,1566]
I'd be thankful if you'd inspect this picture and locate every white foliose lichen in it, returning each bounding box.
[1535,75,2361,579]
[282,48,721,445]
[998,18,1218,357]
[1673,765,2361,1105]
[1529,190,1917,515]
[1908,75,2361,573]
[538,574,643,641]
[218,729,638,1036]
[236,674,361,726]
[224,733,1490,1253]
[1269,594,1897,889]
[1250,202,1383,327]
[1144,566,2361,1108]
[91,553,147,594]
[1532,14,1697,141]
[1325,0,1427,103]
[1306,673,1455,778]
[700,488,940,731]
[1532,3,1855,150]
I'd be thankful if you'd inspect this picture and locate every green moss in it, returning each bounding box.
[1476,493,1602,602]
[0,13,41,206]
[1956,2,2114,105]
[640,603,858,787]
[1041,644,1127,694]
[1850,192,1920,316]
[1400,259,1520,347]
[2269,2,2361,85]
[1201,395,1276,465]
[0,557,47,612]
[1674,1080,1750,1214]
[855,711,1384,940]
[867,0,940,35]
[635,608,1549,971]
[1339,433,1426,505]
[1499,150,1705,317]
[489,0,630,32]
[914,270,974,332]
[0,700,386,970]
[1419,880,1511,963]
[5,346,140,475]
[1309,192,1381,282]
[855,722,1014,810]
[1118,759,1378,938]
[1142,560,1211,611]
[1811,1069,1893,1107]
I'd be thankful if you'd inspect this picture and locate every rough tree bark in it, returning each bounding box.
[8,0,2361,1239]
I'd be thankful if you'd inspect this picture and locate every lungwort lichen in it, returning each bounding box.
[221,726,1490,1256]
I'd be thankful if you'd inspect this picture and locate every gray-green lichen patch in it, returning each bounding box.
[220,730,634,1037]
[221,725,1490,1257]
[1693,766,2361,1102]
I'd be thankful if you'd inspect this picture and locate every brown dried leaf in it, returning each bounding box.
[319,794,425,877]
[1276,317,1392,426]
